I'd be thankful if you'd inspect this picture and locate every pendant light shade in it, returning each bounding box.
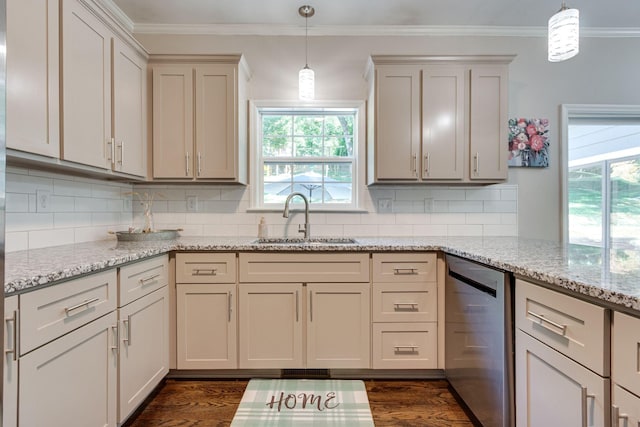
[299,66,314,101]
[548,3,579,62]
[298,5,315,100]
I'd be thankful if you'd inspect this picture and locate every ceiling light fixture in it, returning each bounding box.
[548,2,579,62]
[298,5,315,100]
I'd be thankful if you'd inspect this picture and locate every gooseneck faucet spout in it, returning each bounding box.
[283,192,310,239]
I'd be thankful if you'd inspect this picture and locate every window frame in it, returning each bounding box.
[249,100,366,212]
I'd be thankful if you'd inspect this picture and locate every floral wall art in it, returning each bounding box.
[508,118,550,167]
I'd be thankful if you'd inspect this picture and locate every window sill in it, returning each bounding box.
[246,207,369,214]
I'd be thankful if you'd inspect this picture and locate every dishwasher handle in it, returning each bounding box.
[448,269,497,298]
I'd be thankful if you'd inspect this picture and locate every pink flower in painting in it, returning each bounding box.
[530,134,544,151]
[526,124,537,136]
[517,118,527,128]
[518,142,527,151]
[516,133,529,145]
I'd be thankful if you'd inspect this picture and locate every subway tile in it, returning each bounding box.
[52,195,76,212]
[431,213,466,225]
[394,189,430,201]
[175,224,204,236]
[466,213,502,225]
[484,200,517,213]
[74,226,112,244]
[500,213,518,225]
[6,174,53,194]
[465,188,501,201]
[54,212,92,228]
[185,188,222,200]
[185,213,222,225]
[326,213,361,225]
[448,200,484,213]
[6,193,29,212]
[393,200,425,213]
[432,200,449,213]
[484,224,518,236]
[500,188,518,201]
[75,197,108,212]
[311,224,344,236]
[203,224,239,236]
[378,224,413,236]
[6,213,54,232]
[360,212,396,225]
[53,179,91,197]
[412,224,448,236]
[106,199,124,213]
[29,228,75,249]
[5,232,29,252]
[220,187,248,201]
[430,188,466,201]
[395,213,431,225]
[447,225,483,236]
[346,224,378,237]
[92,212,122,226]
[92,184,124,199]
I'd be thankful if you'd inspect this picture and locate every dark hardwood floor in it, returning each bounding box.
[126,379,474,426]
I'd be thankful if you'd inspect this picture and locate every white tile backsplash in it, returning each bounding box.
[5,171,519,251]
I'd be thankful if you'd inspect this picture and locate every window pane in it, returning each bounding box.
[324,137,353,157]
[263,115,292,136]
[294,137,323,157]
[263,136,292,157]
[293,116,323,136]
[568,164,603,246]
[610,158,640,250]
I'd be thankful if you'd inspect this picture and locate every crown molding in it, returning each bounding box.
[131,23,640,38]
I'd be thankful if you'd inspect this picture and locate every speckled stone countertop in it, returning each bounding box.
[5,236,640,314]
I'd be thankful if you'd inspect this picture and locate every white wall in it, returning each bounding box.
[136,33,640,240]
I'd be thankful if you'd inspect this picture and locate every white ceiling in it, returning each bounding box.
[108,0,640,36]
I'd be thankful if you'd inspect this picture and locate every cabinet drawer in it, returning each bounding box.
[119,255,168,306]
[372,282,437,322]
[176,253,237,283]
[515,279,609,376]
[372,253,436,283]
[239,253,370,283]
[20,269,117,355]
[372,322,437,369]
[612,312,640,397]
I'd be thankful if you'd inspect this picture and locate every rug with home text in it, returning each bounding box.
[230,379,375,426]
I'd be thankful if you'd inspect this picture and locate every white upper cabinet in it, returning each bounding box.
[6,0,60,158]
[366,55,514,184]
[151,55,250,183]
[112,38,147,177]
[61,0,112,169]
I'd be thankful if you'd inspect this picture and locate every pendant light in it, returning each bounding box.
[298,5,315,100]
[548,2,579,62]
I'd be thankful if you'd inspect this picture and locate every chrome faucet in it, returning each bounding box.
[283,192,310,239]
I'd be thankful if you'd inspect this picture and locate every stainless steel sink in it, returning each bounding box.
[253,237,357,245]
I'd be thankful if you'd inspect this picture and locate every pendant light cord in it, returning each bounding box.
[305,12,309,67]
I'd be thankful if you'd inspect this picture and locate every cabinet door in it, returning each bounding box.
[306,284,370,368]
[612,385,640,427]
[469,65,508,180]
[516,330,609,427]
[375,65,420,181]
[422,66,465,180]
[61,0,112,169]
[238,283,303,369]
[612,312,640,397]
[118,286,169,423]
[195,65,237,179]
[3,296,19,427]
[112,38,147,177]
[19,312,118,427]
[152,65,194,178]
[6,0,60,157]
[177,283,237,369]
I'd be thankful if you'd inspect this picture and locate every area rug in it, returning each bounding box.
[231,379,375,426]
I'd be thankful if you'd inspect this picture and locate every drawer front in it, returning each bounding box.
[372,253,437,283]
[20,269,117,355]
[612,312,640,397]
[119,255,168,306]
[515,279,609,376]
[239,253,370,283]
[372,282,437,322]
[372,322,437,369]
[176,253,237,284]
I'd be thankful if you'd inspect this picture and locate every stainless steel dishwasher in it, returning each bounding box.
[445,254,514,427]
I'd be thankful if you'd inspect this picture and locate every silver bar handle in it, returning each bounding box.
[424,153,431,176]
[107,137,115,167]
[5,309,19,361]
[393,267,418,275]
[122,316,131,345]
[228,292,233,322]
[394,302,418,310]
[473,152,479,175]
[65,297,100,316]
[192,268,217,276]
[139,273,161,285]
[185,152,190,176]
[394,345,419,353]
[110,325,119,352]
[581,387,595,427]
[412,154,417,175]
[295,290,299,322]
[309,290,313,322]
[118,141,124,165]
[197,152,202,176]
[527,310,567,336]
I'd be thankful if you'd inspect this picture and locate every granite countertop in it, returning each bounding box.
[5,236,640,314]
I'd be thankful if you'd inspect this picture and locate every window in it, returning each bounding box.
[567,116,640,250]
[254,106,359,210]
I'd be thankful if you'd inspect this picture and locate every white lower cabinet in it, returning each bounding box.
[238,283,304,369]
[238,283,370,369]
[516,329,609,427]
[19,311,118,427]
[3,296,19,427]
[176,283,237,369]
[612,384,640,427]
[612,311,640,427]
[306,283,370,369]
[118,286,169,424]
